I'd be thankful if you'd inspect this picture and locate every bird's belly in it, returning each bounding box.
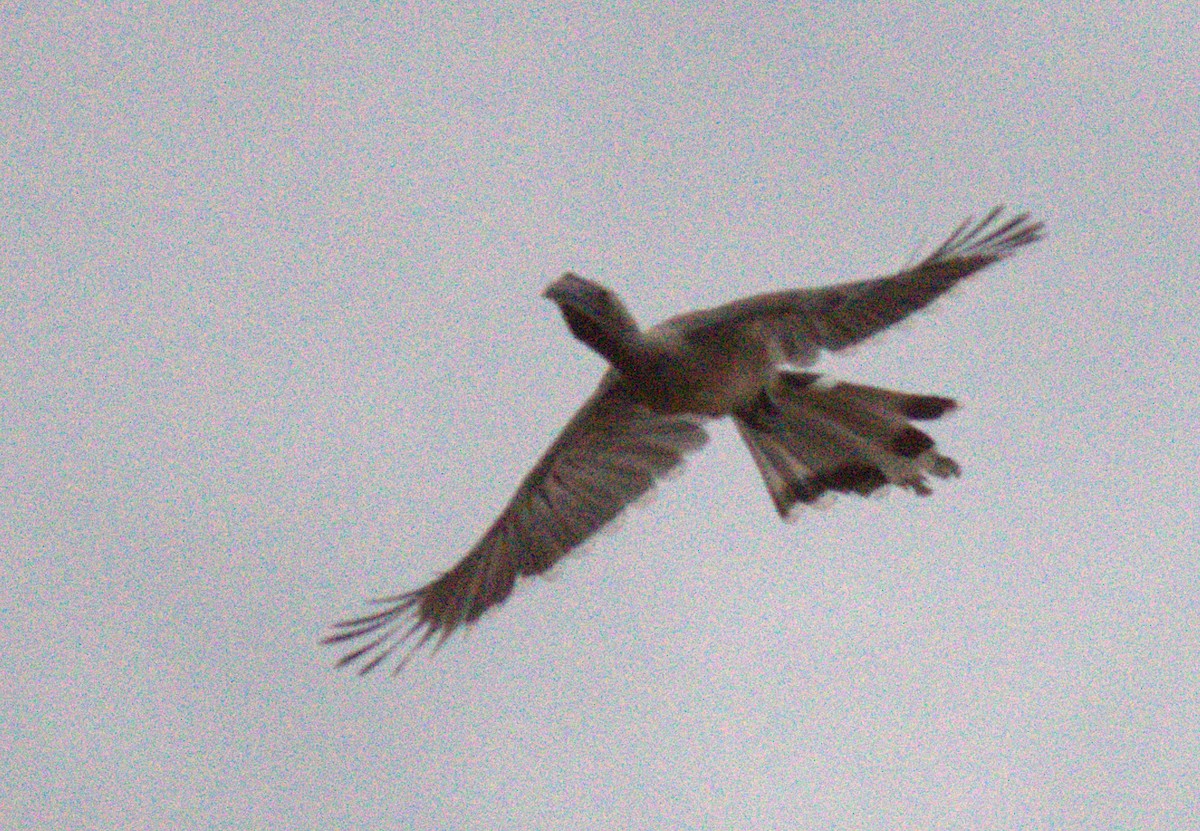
[640,355,772,416]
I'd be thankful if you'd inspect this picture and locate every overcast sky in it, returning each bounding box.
[4,4,1198,830]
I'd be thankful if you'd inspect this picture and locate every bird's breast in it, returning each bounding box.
[631,336,773,416]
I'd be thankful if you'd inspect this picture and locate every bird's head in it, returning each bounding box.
[543,273,641,365]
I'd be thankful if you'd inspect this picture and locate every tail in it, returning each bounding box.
[734,371,961,518]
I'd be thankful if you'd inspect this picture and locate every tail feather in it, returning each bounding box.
[735,371,961,518]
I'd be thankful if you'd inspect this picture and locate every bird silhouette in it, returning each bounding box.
[324,207,1043,673]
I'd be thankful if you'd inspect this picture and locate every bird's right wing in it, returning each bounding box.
[324,375,709,673]
[691,208,1043,365]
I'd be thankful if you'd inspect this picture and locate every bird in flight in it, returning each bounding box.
[325,207,1043,673]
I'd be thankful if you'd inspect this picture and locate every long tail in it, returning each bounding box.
[734,371,961,518]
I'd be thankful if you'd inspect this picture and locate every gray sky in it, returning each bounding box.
[4,4,1198,829]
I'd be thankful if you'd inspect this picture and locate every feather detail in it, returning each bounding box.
[734,371,960,518]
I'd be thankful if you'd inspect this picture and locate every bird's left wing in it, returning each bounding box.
[683,208,1043,365]
[324,375,709,673]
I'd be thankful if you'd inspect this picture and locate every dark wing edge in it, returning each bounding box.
[706,207,1044,361]
[322,378,709,675]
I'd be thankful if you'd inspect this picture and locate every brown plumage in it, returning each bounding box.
[324,207,1043,673]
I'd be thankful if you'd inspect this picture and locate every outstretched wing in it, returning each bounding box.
[693,208,1043,365]
[324,375,709,673]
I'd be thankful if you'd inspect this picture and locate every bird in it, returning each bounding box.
[324,207,1043,673]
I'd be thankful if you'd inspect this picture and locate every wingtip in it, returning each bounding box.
[928,206,1044,264]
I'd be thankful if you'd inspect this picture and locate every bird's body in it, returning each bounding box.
[627,322,775,415]
[325,208,1043,673]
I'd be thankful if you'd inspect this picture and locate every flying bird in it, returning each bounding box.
[325,207,1043,673]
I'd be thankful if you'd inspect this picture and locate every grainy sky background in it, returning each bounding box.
[4,3,1198,829]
